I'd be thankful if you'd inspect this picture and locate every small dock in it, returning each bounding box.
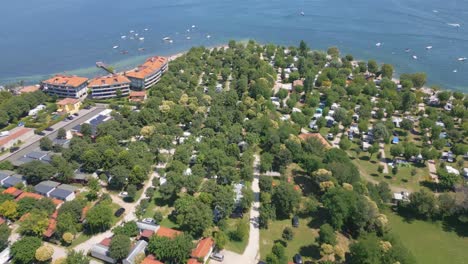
[96,61,115,74]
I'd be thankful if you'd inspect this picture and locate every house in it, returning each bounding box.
[155,226,182,239]
[34,181,60,197]
[293,79,304,89]
[280,83,293,91]
[463,168,468,178]
[43,216,57,238]
[49,188,75,201]
[446,166,460,175]
[56,98,82,115]
[28,104,46,116]
[3,187,23,198]
[392,117,402,128]
[138,229,155,242]
[141,255,164,264]
[125,56,168,90]
[42,75,88,99]
[129,91,147,103]
[2,174,26,188]
[0,171,15,185]
[0,127,34,152]
[15,192,43,201]
[136,221,160,232]
[123,240,148,264]
[88,75,131,99]
[392,192,410,203]
[91,238,116,264]
[190,238,214,264]
[17,85,40,94]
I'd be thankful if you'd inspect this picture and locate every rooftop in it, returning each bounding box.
[126,56,168,79]
[3,187,23,197]
[89,75,130,87]
[141,255,164,264]
[57,98,81,105]
[100,237,112,247]
[43,75,88,88]
[15,192,43,201]
[18,85,40,93]
[49,188,73,199]
[129,91,147,97]
[155,226,182,239]
[191,237,214,259]
[0,127,34,147]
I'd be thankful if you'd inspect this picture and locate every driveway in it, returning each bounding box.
[0,106,106,162]
[427,160,439,183]
[212,156,261,264]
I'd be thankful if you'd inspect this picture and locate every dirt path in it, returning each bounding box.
[427,160,439,183]
[379,143,389,174]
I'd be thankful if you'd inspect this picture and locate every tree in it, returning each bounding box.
[367,60,378,74]
[85,203,113,233]
[401,91,416,112]
[231,221,249,241]
[57,128,66,139]
[407,189,437,219]
[437,170,460,190]
[372,123,389,142]
[214,231,228,250]
[299,40,309,56]
[153,211,163,224]
[174,196,213,237]
[19,210,49,237]
[0,200,18,219]
[400,119,413,131]
[368,144,379,159]
[339,137,351,150]
[272,183,300,219]
[64,250,90,264]
[18,161,56,185]
[11,236,42,264]
[0,224,11,251]
[381,64,393,79]
[147,234,193,264]
[35,245,54,262]
[318,223,337,245]
[113,221,139,237]
[62,232,74,244]
[348,233,382,264]
[390,144,404,158]
[126,184,137,201]
[80,123,92,137]
[282,227,294,241]
[403,143,419,160]
[39,137,53,151]
[109,234,131,260]
[327,46,340,58]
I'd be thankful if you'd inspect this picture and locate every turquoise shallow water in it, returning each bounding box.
[0,0,467,91]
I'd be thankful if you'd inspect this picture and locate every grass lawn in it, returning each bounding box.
[70,233,91,247]
[224,213,250,254]
[260,217,319,262]
[388,211,468,264]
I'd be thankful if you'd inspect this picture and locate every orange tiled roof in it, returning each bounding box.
[298,133,332,148]
[80,206,89,222]
[155,226,182,239]
[57,98,80,105]
[43,218,57,237]
[89,75,130,87]
[18,85,40,93]
[0,217,5,225]
[52,198,63,207]
[43,75,88,88]
[100,237,112,247]
[140,229,154,239]
[187,259,201,264]
[129,91,147,97]
[15,192,43,201]
[51,210,58,219]
[0,127,34,147]
[126,56,167,79]
[191,238,214,258]
[141,255,164,264]
[3,187,22,197]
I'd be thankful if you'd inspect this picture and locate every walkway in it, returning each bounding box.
[427,160,439,183]
[331,132,342,148]
[212,155,261,264]
[379,143,389,174]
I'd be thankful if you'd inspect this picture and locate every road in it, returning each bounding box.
[72,163,164,256]
[379,143,389,174]
[427,160,439,183]
[213,155,261,264]
[0,106,106,162]
[331,132,342,148]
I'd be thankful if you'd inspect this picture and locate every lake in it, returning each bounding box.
[0,0,467,91]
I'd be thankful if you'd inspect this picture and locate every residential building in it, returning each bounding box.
[3,187,23,198]
[42,75,88,99]
[0,171,15,185]
[34,181,60,197]
[136,221,160,232]
[155,226,182,239]
[123,240,148,264]
[2,174,26,188]
[125,56,168,90]
[129,91,147,103]
[28,104,46,116]
[0,127,34,152]
[141,255,164,264]
[56,98,82,114]
[190,238,214,264]
[88,75,131,99]
[91,238,116,264]
[49,188,75,201]
[15,192,43,201]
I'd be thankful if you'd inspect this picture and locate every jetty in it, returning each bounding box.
[96,61,115,74]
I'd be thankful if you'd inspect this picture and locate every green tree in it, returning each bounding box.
[18,161,56,185]
[318,223,337,245]
[147,234,193,264]
[109,234,131,260]
[64,250,90,264]
[174,196,213,237]
[11,236,42,264]
[390,144,404,158]
[282,227,294,241]
[113,221,139,237]
[85,203,113,233]
[0,224,11,251]
[367,60,378,74]
[80,123,92,137]
[381,64,394,79]
[407,189,437,219]
[372,123,389,142]
[57,128,66,139]
[39,137,53,151]
[19,210,49,237]
[327,46,340,58]
[272,183,300,219]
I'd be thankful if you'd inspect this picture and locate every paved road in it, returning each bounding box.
[213,155,261,264]
[0,106,106,162]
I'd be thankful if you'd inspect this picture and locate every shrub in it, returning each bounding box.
[153,211,163,224]
[378,165,384,173]
[35,245,54,262]
[62,232,74,244]
[282,227,294,241]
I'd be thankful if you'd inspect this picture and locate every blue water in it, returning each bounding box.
[0,0,467,91]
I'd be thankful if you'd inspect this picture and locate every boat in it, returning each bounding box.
[138,48,145,51]
[144,28,149,31]
[163,37,171,41]
[113,45,119,49]
[405,48,411,53]
[447,23,461,28]
[426,46,433,50]
[139,37,145,41]
[169,40,174,43]
[412,55,418,60]
[135,33,139,37]
[192,25,196,28]
[120,50,128,55]
[375,42,382,47]
[186,29,190,32]
[300,11,305,16]
[186,36,191,40]
[121,35,127,39]
[453,69,458,73]
[458,57,467,61]
[130,30,135,33]
[206,35,211,39]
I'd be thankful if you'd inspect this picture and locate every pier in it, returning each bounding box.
[96,61,115,74]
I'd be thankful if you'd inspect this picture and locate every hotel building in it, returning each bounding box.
[88,75,131,99]
[41,75,88,99]
[125,56,168,90]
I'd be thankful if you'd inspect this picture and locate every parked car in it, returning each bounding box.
[292,215,299,228]
[118,191,128,197]
[9,147,19,153]
[293,253,303,264]
[44,127,54,131]
[84,105,92,110]
[210,252,224,262]
[327,133,334,140]
[73,113,79,116]
[35,131,46,136]
[142,218,156,224]
[114,208,125,217]
[67,116,74,120]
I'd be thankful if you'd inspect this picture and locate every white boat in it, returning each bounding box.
[375,42,382,47]
[447,23,461,28]
[206,35,211,39]
[433,10,438,13]
[186,36,191,40]
[426,46,433,50]
[163,37,171,41]
[135,33,139,37]
[300,11,305,16]
[121,35,127,39]
[412,55,418,60]
[130,30,135,33]
[144,28,149,31]
[186,29,190,32]
[169,40,173,43]
[453,69,458,73]
[458,57,467,61]
[139,37,145,41]
[192,25,196,28]
[405,48,411,53]
[113,45,119,49]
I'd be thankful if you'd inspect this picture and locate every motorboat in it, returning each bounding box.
[426,46,433,50]
[412,55,418,60]
[113,45,119,49]
[375,42,382,47]
[458,57,467,61]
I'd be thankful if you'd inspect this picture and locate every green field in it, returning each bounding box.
[388,212,468,264]
[224,213,250,254]
[260,217,319,262]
